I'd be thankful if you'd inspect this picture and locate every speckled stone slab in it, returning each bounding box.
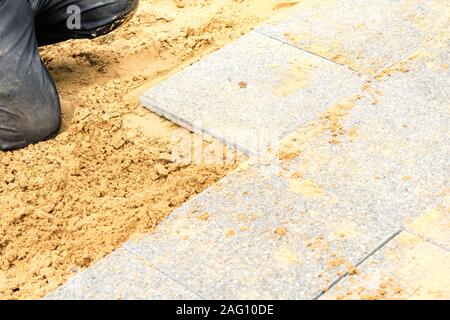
[45,249,200,300]
[257,0,449,75]
[141,31,363,155]
[123,163,403,299]
[321,231,450,300]
[283,40,450,230]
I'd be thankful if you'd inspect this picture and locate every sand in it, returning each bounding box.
[0,0,295,299]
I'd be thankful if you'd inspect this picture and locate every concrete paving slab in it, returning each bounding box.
[141,31,363,155]
[321,231,450,300]
[124,162,402,299]
[257,0,450,75]
[45,249,200,300]
[281,40,450,229]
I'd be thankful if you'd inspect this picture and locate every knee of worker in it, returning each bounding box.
[0,106,28,151]
[0,93,61,150]
[24,97,62,145]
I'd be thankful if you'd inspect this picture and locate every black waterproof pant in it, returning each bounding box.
[0,0,138,150]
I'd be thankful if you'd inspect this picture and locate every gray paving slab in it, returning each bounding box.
[321,231,450,300]
[45,249,200,300]
[141,31,363,155]
[282,40,450,229]
[257,0,449,75]
[124,161,402,299]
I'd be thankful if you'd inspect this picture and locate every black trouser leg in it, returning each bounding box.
[0,0,138,151]
[0,0,61,151]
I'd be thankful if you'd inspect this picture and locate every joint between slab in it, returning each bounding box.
[403,229,450,253]
[314,228,404,300]
[371,44,424,80]
[122,247,206,300]
[255,29,363,75]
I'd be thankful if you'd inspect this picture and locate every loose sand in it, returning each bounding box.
[0,0,297,299]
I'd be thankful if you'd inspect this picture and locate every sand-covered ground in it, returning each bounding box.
[0,0,298,299]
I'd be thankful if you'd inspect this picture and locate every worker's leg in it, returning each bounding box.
[32,0,139,46]
[0,0,61,151]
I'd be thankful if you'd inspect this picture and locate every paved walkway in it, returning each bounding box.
[46,0,449,299]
